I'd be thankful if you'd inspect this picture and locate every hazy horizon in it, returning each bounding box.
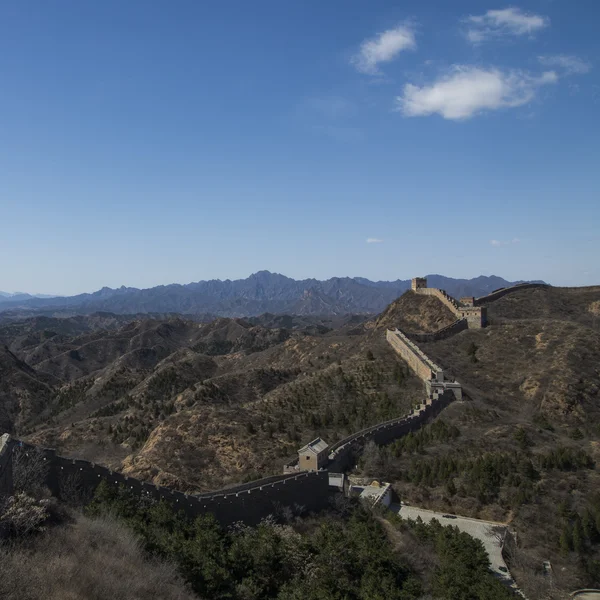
[0,270,553,299]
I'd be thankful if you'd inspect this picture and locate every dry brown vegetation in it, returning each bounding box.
[374,290,457,333]
[486,285,600,328]
[2,312,422,491]
[0,514,196,600]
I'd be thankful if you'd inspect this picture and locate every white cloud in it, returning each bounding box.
[397,66,557,120]
[490,238,520,247]
[464,8,549,43]
[538,55,592,75]
[352,25,416,75]
[366,238,384,244]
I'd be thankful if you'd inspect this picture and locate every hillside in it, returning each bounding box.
[0,309,421,490]
[368,284,600,598]
[485,284,600,327]
[0,482,512,600]
[374,290,457,332]
[2,283,600,596]
[0,514,196,600]
[0,271,539,317]
[0,346,58,432]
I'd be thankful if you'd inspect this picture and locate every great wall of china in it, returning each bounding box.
[0,279,548,526]
[474,282,549,305]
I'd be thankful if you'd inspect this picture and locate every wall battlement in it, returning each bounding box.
[411,277,487,328]
[408,318,468,343]
[285,326,462,475]
[326,391,455,472]
[386,328,462,401]
[0,438,330,527]
[474,283,549,306]
[386,328,443,382]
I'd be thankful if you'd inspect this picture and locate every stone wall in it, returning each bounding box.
[408,318,468,343]
[2,438,331,527]
[415,287,486,328]
[460,306,487,328]
[474,283,549,306]
[416,287,462,313]
[327,392,454,472]
[207,473,297,496]
[386,328,443,382]
[387,328,463,400]
[411,277,427,291]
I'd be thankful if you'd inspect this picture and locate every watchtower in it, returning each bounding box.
[411,277,427,291]
[297,438,329,472]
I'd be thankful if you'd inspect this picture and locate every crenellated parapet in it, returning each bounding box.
[325,390,455,472]
[474,283,549,305]
[386,328,444,382]
[386,328,462,402]
[411,277,487,328]
[408,318,468,343]
[0,436,330,527]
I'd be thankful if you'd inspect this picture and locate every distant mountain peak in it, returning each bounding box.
[0,273,544,318]
[0,291,56,300]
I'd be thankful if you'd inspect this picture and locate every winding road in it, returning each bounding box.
[391,503,525,597]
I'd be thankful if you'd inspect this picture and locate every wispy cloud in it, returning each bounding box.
[490,238,520,247]
[464,8,549,44]
[351,24,416,75]
[538,55,592,75]
[366,238,384,244]
[305,96,358,119]
[396,66,557,120]
[298,96,362,142]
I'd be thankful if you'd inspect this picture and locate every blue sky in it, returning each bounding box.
[1,1,598,295]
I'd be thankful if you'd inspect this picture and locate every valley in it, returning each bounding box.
[1,282,599,598]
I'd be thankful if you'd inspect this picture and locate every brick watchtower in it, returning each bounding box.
[411,277,427,291]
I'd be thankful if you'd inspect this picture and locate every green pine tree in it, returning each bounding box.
[446,478,457,496]
[559,524,573,555]
[572,517,585,554]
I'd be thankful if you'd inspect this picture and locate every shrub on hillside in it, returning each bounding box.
[0,514,196,600]
[11,446,49,496]
[389,514,515,600]
[0,493,49,536]
[85,481,423,600]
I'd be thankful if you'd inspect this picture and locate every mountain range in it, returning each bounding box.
[0,292,56,300]
[0,272,542,317]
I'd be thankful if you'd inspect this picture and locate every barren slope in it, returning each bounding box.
[374,290,457,333]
